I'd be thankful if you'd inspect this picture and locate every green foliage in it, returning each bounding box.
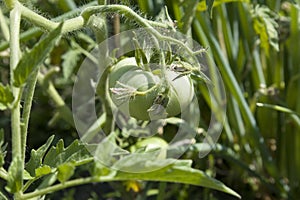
[113,160,241,198]
[0,83,14,110]
[57,162,75,183]
[13,23,63,87]
[251,5,279,55]
[1,0,300,199]
[43,139,92,168]
[26,135,54,176]
[6,156,22,193]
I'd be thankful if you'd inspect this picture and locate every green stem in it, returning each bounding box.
[21,177,96,199]
[9,4,23,195]
[9,3,21,167]
[37,73,74,127]
[10,3,199,59]
[0,1,98,51]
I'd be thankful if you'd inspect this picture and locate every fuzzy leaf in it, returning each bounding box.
[57,162,75,183]
[0,83,14,110]
[6,156,22,193]
[26,135,54,177]
[43,139,92,168]
[13,23,63,87]
[62,49,81,79]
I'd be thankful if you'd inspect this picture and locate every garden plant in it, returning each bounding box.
[0,0,299,199]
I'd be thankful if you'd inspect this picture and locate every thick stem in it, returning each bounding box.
[9,4,23,195]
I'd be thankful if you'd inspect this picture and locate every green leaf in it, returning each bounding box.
[6,156,22,193]
[251,5,279,55]
[62,49,81,79]
[35,165,52,177]
[0,83,14,110]
[25,135,54,177]
[206,0,215,17]
[13,23,63,87]
[23,170,34,180]
[112,159,241,198]
[57,162,75,183]
[43,139,92,168]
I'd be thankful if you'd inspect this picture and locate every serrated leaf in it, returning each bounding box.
[6,156,22,193]
[251,5,279,55]
[112,159,241,198]
[0,83,14,110]
[25,135,54,177]
[57,162,75,183]
[13,23,63,87]
[35,165,52,177]
[62,49,81,79]
[43,139,92,168]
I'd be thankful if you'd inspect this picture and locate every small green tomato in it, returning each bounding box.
[131,137,168,160]
[109,57,194,120]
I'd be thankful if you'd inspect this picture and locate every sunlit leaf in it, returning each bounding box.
[251,5,279,55]
[197,0,250,12]
[35,165,52,177]
[13,23,63,87]
[0,83,14,110]
[57,162,75,183]
[112,159,241,198]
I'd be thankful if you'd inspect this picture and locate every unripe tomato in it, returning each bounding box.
[109,58,194,120]
[130,137,168,160]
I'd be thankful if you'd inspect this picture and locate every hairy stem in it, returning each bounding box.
[21,177,96,199]
[9,4,23,195]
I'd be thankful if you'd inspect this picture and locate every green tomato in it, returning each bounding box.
[109,58,194,120]
[131,137,168,160]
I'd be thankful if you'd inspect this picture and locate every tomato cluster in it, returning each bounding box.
[108,58,194,120]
